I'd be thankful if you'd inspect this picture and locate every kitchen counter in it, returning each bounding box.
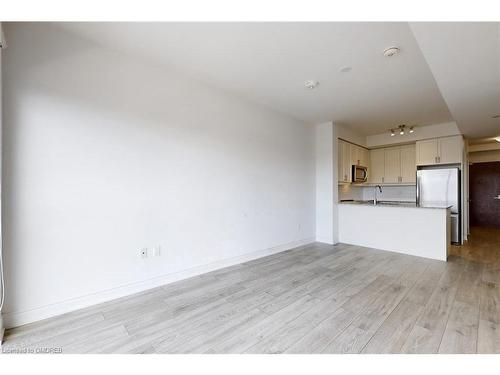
[338,201,451,261]
[339,200,453,209]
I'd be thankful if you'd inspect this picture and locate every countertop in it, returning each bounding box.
[339,200,452,209]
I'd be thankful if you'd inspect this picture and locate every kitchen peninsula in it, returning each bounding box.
[338,200,451,261]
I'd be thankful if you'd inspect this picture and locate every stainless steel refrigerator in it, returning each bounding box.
[416,166,461,244]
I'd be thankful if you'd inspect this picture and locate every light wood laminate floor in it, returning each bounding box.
[3,227,500,354]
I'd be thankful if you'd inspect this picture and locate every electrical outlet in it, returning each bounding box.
[153,245,161,257]
[140,248,148,258]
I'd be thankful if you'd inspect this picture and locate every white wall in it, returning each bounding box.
[0,24,4,339]
[315,122,334,244]
[332,123,367,242]
[337,124,367,147]
[332,123,340,244]
[468,142,500,153]
[366,122,461,148]
[469,150,500,163]
[2,24,316,327]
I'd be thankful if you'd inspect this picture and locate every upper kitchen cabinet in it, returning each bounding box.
[360,147,370,168]
[369,144,416,184]
[369,148,385,183]
[416,135,463,166]
[415,139,438,165]
[438,136,464,164]
[400,144,416,183]
[384,147,401,184]
[338,139,370,183]
[338,139,351,183]
[351,144,370,167]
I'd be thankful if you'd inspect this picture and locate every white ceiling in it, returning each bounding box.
[54,22,453,136]
[410,22,500,139]
[53,22,499,138]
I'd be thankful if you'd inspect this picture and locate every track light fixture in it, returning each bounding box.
[389,125,417,137]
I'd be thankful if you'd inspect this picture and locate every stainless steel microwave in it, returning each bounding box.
[352,165,368,183]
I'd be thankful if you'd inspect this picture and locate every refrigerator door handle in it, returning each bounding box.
[416,172,420,206]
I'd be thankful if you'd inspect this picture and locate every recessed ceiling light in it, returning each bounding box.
[304,80,319,89]
[409,126,415,133]
[496,137,500,143]
[340,66,352,73]
[492,114,500,119]
[383,46,400,57]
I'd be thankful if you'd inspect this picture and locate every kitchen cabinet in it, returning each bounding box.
[360,148,370,168]
[438,136,463,164]
[350,144,370,167]
[384,147,401,183]
[337,140,344,182]
[416,135,463,166]
[369,148,385,183]
[342,141,351,182]
[350,144,358,167]
[400,144,416,183]
[338,140,369,183]
[338,139,351,183]
[369,144,416,184]
[415,139,438,165]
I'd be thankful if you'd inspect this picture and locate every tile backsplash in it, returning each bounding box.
[362,185,416,202]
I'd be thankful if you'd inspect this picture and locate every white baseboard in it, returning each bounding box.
[315,236,334,245]
[3,237,315,329]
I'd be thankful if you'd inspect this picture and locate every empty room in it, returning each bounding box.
[1,2,500,367]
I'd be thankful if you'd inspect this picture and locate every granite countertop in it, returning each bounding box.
[339,200,452,209]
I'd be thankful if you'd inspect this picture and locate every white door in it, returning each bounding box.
[384,147,401,183]
[416,139,438,166]
[438,136,463,164]
[369,148,385,183]
[400,144,416,183]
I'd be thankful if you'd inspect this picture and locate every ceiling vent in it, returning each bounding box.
[304,80,319,90]
[383,46,400,57]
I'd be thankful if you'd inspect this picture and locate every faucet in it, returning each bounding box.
[374,185,382,205]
